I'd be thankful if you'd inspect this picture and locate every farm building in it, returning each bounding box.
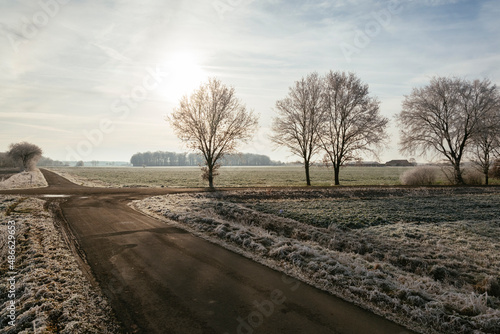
[385,159,415,167]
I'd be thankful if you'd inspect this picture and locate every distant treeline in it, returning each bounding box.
[130,151,282,167]
[0,152,15,168]
[0,153,65,168]
[37,157,66,167]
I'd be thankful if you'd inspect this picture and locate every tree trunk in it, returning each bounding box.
[485,173,489,186]
[208,166,214,189]
[304,162,311,186]
[453,163,465,185]
[333,165,340,186]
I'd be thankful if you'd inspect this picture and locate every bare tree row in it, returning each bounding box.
[272,73,500,186]
[167,72,388,187]
[168,74,499,188]
[398,77,500,185]
[271,71,388,185]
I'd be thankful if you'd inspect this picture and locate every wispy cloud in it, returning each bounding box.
[0,121,74,134]
[1,0,498,161]
[0,112,89,122]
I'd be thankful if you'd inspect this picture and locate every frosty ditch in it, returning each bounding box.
[5,220,17,327]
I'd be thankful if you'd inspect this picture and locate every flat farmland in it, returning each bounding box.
[49,166,416,187]
[135,187,500,334]
[45,166,500,333]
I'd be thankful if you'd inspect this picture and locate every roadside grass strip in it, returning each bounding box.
[0,196,118,334]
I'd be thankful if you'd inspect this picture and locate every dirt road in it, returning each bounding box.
[2,169,416,334]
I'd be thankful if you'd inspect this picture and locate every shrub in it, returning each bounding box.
[0,152,16,168]
[490,159,500,179]
[400,166,439,186]
[463,169,484,185]
[7,142,43,171]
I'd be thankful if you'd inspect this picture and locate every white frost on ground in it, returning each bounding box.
[46,169,111,188]
[0,196,118,333]
[132,190,500,334]
[0,170,48,190]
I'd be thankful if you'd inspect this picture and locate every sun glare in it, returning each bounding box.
[162,52,207,103]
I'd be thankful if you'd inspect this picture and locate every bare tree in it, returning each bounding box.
[270,72,323,186]
[320,71,388,185]
[397,77,498,185]
[469,99,500,185]
[7,142,43,171]
[167,78,259,188]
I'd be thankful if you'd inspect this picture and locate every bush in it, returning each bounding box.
[0,152,16,168]
[7,142,43,171]
[400,166,439,186]
[463,169,484,185]
[490,159,500,179]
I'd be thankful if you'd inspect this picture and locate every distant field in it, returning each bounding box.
[48,166,421,187]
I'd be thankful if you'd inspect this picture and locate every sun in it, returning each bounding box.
[161,52,208,103]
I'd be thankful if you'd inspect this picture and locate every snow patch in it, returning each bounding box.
[42,195,70,198]
[0,169,48,189]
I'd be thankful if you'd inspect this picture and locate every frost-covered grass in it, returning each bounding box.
[47,169,111,188]
[133,187,500,334]
[0,170,48,190]
[49,166,500,188]
[0,196,118,334]
[246,191,500,229]
[49,166,416,187]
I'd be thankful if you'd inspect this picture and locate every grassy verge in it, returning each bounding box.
[0,196,117,334]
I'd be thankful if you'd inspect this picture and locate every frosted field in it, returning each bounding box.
[48,166,500,188]
[41,166,500,332]
[134,187,500,334]
[49,166,415,187]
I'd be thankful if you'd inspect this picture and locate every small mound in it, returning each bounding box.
[0,169,48,189]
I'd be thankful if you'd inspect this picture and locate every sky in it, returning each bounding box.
[1,0,499,163]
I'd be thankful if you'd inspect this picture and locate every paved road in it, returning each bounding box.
[2,169,417,334]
